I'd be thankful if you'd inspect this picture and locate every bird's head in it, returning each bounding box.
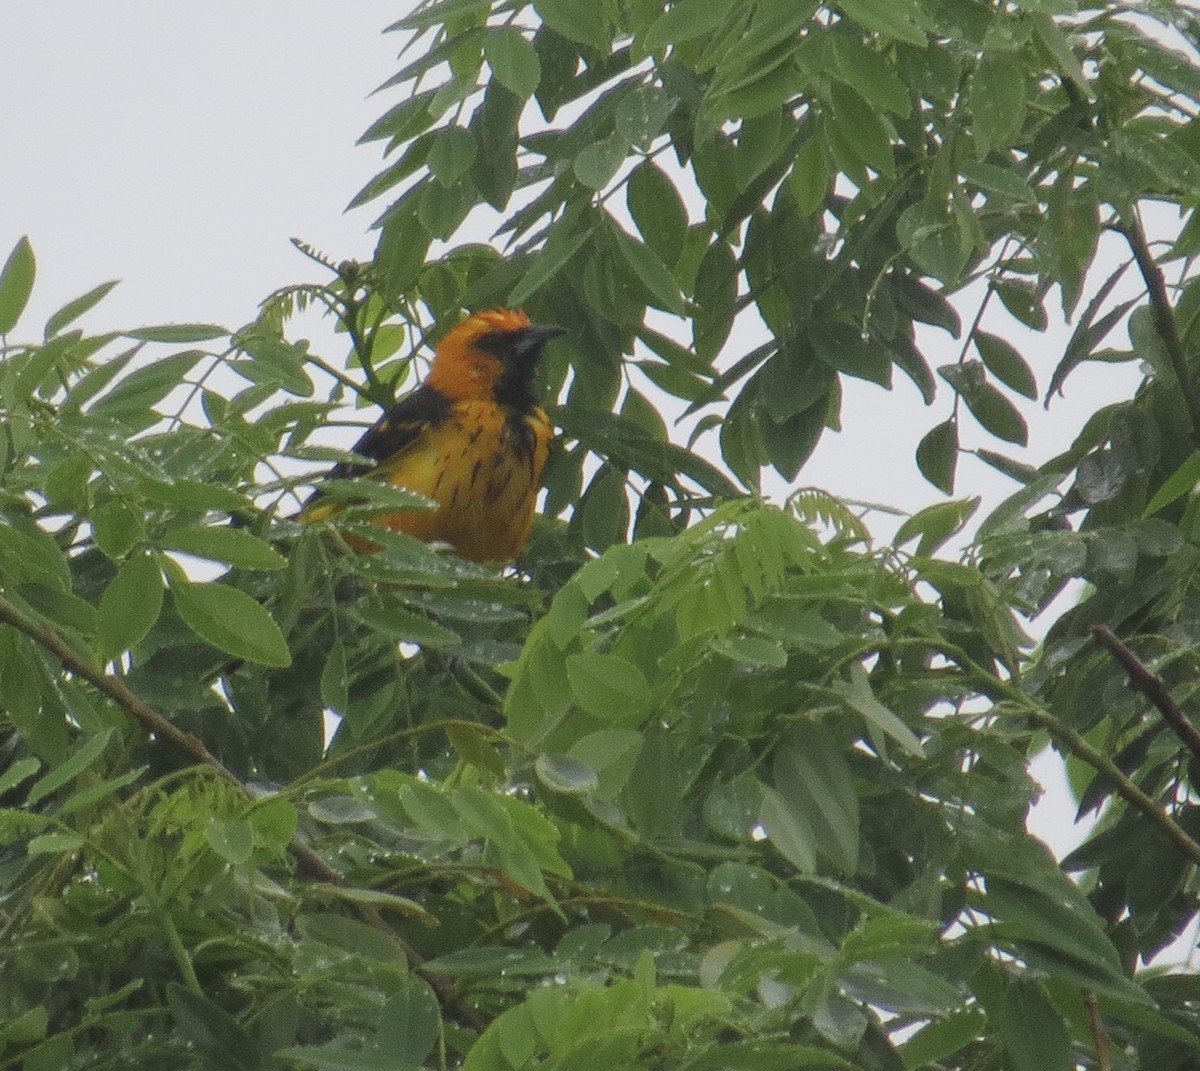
[426,308,565,407]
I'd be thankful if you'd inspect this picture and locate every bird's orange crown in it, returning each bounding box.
[425,308,534,401]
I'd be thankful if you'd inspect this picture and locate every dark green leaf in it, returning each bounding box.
[97,553,164,660]
[355,604,462,649]
[1144,450,1200,517]
[992,978,1072,1071]
[971,53,1026,155]
[788,135,829,216]
[26,729,114,806]
[613,225,686,315]
[627,161,688,268]
[917,420,958,494]
[974,331,1037,399]
[774,728,859,874]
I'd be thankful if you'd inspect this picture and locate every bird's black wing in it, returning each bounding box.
[303,386,452,506]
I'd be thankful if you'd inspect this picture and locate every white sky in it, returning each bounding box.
[2,4,1163,860]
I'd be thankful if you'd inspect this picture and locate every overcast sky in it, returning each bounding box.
[3,4,1162,859]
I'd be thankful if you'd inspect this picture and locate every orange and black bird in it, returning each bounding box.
[303,308,565,563]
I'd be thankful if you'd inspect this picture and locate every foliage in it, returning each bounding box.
[3,1,1200,1069]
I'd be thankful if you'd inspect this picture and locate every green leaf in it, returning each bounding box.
[508,228,591,307]
[26,728,114,806]
[0,235,35,335]
[788,135,829,216]
[575,134,629,189]
[829,35,911,116]
[485,26,540,99]
[974,332,1037,400]
[565,652,650,723]
[995,281,1048,330]
[710,633,787,668]
[613,226,686,315]
[169,573,292,667]
[581,465,630,551]
[900,1010,988,1069]
[161,525,287,571]
[376,983,440,1065]
[97,553,164,660]
[125,324,227,343]
[838,0,929,46]
[616,84,672,147]
[830,87,894,177]
[894,498,980,556]
[941,361,1028,445]
[916,419,958,494]
[205,819,254,864]
[992,978,1072,1071]
[1031,14,1093,99]
[427,126,477,187]
[355,604,462,649]
[642,0,729,50]
[534,0,609,50]
[28,831,84,855]
[166,985,260,1071]
[758,785,816,872]
[836,665,924,757]
[960,161,1037,204]
[0,756,40,797]
[320,638,349,713]
[1143,449,1200,517]
[971,53,1026,155]
[44,280,119,338]
[774,729,859,874]
[89,350,206,418]
[627,162,688,268]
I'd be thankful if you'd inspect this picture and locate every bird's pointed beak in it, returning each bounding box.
[515,323,567,355]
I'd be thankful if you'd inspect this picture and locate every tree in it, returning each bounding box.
[3,0,1200,1068]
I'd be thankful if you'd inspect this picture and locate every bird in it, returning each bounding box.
[302,308,565,563]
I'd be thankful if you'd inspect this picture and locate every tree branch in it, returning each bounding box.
[1117,212,1200,445]
[933,638,1200,869]
[0,592,487,1033]
[1092,625,1200,768]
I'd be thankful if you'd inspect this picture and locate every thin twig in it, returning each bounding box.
[1117,211,1200,444]
[0,594,238,779]
[0,592,487,1032]
[1092,625,1200,768]
[910,637,1200,869]
[1083,989,1112,1071]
